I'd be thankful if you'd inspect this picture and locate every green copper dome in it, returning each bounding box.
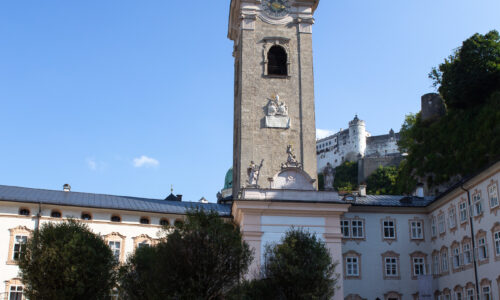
[223,168,233,189]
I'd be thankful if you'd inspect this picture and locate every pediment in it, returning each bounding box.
[271,168,315,190]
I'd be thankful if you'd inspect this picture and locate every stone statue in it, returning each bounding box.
[247,159,264,187]
[281,144,302,169]
[323,162,335,190]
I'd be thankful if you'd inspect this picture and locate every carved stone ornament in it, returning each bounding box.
[265,94,290,128]
[247,159,264,187]
[281,144,302,169]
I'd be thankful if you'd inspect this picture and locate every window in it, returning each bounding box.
[111,215,121,222]
[473,193,482,216]
[267,45,287,76]
[18,208,30,216]
[444,294,451,300]
[478,237,487,260]
[341,220,350,237]
[488,183,499,208]
[438,214,446,234]
[494,231,500,256]
[160,218,169,226]
[383,220,396,239]
[466,289,474,300]
[51,210,62,218]
[463,243,472,265]
[431,217,437,237]
[455,291,463,300]
[411,220,423,239]
[453,247,461,268]
[482,286,491,300]
[441,250,449,272]
[12,235,27,261]
[385,257,398,277]
[108,241,121,260]
[81,213,92,220]
[139,217,150,225]
[351,220,364,238]
[9,285,23,300]
[448,207,457,228]
[138,241,150,248]
[346,257,359,276]
[432,253,440,275]
[459,202,468,223]
[413,257,425,276]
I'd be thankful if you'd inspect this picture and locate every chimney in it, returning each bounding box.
[199,197,208,204]
[415,183,424,198]
[63,184,71,192]
[359,184,367,197]
[176,194,183,201]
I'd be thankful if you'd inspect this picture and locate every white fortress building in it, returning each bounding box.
[316,115,401,173]
[1,1,498,300]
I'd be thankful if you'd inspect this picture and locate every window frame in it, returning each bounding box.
[382,217,397,242]
[438,213,446,235]
[459,201,468,223]
[488,181,499,210]
[448,206,457,229]
[7,226,32,265]
[472,191,483,217]
[410,219,424,240]
[104,232,126,263]
[343,251,361,279]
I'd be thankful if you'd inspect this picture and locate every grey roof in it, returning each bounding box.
[0,185,232,216]
[351,195,435,207]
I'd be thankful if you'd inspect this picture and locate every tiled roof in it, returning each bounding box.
[0,185,232,216]
[351,195,435,207]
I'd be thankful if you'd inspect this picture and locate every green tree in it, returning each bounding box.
[366,165,399,195]
[19,220,117,300]
[429,30,500,109]
[333,161,358,191]
[233,228,338,300]
[396,30,500,193]
[119,209,253,299]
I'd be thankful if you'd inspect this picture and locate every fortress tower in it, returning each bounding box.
[348,115,366,160]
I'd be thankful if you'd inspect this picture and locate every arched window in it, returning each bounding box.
[81,212,92,221]
[139,217,150,225]
[111,215,121,222]
[159,218,169,226]
[51,210,62,218]
[19,208,30,216]
[267,45,287,76]
[174,219,184,227]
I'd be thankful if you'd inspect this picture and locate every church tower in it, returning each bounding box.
[228,0,319,197]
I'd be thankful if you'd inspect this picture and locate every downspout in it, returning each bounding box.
[34,201,41,231]
[460,185,480,298]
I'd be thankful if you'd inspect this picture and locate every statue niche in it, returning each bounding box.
[265,94,290,129]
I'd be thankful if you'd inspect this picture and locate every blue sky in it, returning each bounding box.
[1,0,499,202]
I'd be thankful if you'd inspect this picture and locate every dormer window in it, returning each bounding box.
[81,213,92,221]
[140,217,150,225]
[51,210,62,218]
[267,45,288,76]
[19,208,30,216]
[159,218,169,226]
[111,215,121,223]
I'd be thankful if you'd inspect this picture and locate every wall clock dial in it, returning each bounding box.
[262,0,290,18]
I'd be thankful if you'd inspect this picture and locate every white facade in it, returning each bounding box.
[317,115,400,172]
[341,162,500,300]
[0,201,184,299]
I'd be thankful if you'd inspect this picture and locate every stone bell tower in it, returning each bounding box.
[228,0,319,197]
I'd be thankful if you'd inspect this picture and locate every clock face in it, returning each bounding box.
[262,0,290,18]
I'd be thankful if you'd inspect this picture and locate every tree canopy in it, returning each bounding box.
[18,220,117,300]
[397,30,500,193]
[333,161,358,192]
[119,209,253,299]
[232,228,338,300]
[366,165,399,195]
